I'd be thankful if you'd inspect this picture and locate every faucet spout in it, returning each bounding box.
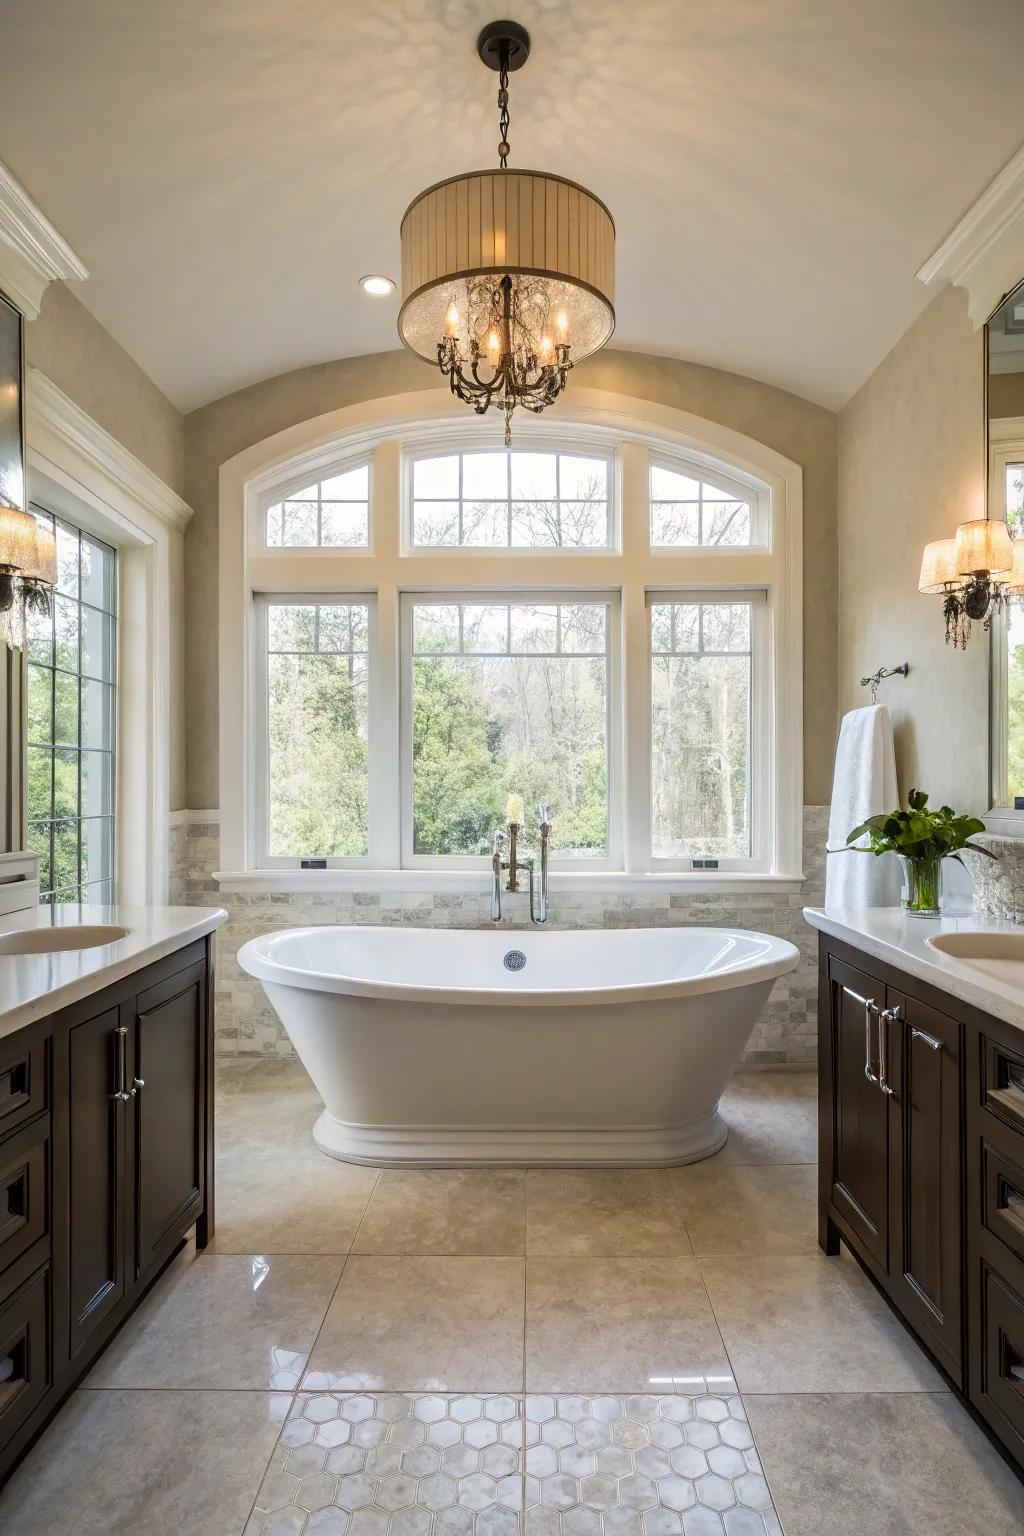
[490,828,506,923]
[534,804,551,924]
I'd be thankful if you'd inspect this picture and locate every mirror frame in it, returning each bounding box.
[987,275,1024,823]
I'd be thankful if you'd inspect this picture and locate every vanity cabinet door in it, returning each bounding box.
[889,997,962,1381]
[130,961,206,1285]
[824,955,891,1270]
[66,1006,127,1360]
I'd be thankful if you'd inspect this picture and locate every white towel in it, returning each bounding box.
[825,704,901,910]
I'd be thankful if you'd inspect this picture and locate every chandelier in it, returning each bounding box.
[398,20,616,444]
[918,517,1024,647]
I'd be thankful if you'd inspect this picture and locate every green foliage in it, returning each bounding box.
[846,788,994,862]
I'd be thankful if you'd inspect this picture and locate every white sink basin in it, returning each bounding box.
[0,924,128,956]
[927,931,1024,984]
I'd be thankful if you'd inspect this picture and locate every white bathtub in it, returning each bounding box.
[237,925,800,1166]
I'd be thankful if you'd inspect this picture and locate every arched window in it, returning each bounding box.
[229,408,802,886]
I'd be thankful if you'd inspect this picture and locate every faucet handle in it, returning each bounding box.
[537,802,551,827]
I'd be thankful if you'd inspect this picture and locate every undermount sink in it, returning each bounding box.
[0,924,128,956]
[927,930,1024,983]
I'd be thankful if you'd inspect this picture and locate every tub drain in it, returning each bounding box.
[503,949,527,972]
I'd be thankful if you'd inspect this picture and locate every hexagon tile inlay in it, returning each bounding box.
[245,1395,783,1536]
[523,1395,781,1536]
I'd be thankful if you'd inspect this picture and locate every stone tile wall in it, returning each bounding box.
[169,807,828,1066]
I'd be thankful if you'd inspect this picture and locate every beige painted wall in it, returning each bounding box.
[838,285,988,812]
[183,349,839,811]
[26,282,186,496]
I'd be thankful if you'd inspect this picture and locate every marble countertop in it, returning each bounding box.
[0,903,227,1043]
[803,905,1024,1034]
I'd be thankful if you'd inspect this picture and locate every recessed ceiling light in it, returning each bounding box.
[359,274,396,297]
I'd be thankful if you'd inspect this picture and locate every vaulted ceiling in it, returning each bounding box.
[3,0,1024,412]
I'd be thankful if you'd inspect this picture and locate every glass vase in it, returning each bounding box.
[898,853,943,917]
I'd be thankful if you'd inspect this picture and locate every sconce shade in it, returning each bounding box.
[998,537,1024,594]
[918,538,961,593]
[0,505,36,571]
[23,520,57,587]
[955,517,1012,576]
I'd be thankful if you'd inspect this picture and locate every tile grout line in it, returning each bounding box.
[234,1144,380,1531]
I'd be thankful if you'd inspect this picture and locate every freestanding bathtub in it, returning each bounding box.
[237,925,800,1166]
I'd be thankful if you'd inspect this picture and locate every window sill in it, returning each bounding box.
[212,869,807,896]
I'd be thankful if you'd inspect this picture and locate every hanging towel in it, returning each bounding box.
[825,704,901,910]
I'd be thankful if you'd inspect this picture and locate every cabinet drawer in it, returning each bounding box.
[981,1139,1024,1271]
[0,1120,48,1279]
[0,1038,45,1140]
[0,1264,51,1450]
[978,1261,1024,1462]
[980,1032,1024,1150]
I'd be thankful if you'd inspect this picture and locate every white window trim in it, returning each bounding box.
[988,414,1024,824]
[648,450,771,551]
[25,368,192,904]
[217,385,803,891]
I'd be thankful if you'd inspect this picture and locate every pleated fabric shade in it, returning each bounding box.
[399,169,615,362]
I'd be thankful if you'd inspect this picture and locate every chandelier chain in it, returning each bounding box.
[497,44,511,167]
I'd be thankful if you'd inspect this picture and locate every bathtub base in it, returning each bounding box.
[312,1107,729,1167]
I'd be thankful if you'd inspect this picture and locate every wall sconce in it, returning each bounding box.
[919,517,1023,647]
[0,500,57,648]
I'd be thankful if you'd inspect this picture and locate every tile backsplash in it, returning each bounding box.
[170,807,828,1066]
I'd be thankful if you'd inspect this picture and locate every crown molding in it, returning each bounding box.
[917,141,1024,328]
[0,162,87,320]
[27,369,193,532]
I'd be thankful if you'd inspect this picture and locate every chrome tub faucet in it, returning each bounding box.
[490,803,552,925]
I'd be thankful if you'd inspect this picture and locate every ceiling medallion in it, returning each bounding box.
[398,20,616,444]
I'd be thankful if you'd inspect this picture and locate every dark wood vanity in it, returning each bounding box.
[818,930,1024,1475]
[0,934,215,1485]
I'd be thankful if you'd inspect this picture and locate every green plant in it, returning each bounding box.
[846,789,995,863]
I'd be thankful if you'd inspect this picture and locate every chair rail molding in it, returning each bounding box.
[0,161,87,320]
[917,141,1024,327]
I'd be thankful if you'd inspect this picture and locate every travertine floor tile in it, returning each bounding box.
[745,1392,1024,1535]
[87,1251,342,1389]
[712,1071,817,1166]
[526,1170,691,1257]
[0,1388,290,1535]
[669,1166,818,1256]
[304,1256,526,1391]
[699,1252,946,1393]
[210,1157,378,1254]
[216,1058,325,1161]
[523,1392,782,1536]
[525,1259,730,1394]
[354,1169,526,1255]
[248,1392,523,1535]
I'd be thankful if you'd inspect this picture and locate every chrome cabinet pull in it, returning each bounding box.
[911,1025,942,1052]
[132,1077,145,1095]
[842,987,881,1085]
[878,1006,900,1096]
[111,1025,132,1102]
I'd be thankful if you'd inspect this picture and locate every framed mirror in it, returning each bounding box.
[988,279,1024,814]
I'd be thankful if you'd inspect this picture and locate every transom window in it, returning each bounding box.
[411,449,610,548]
[25,510,117,903]
[265,462,370,548]
[650,460,756,547]
[238,419,800,881]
